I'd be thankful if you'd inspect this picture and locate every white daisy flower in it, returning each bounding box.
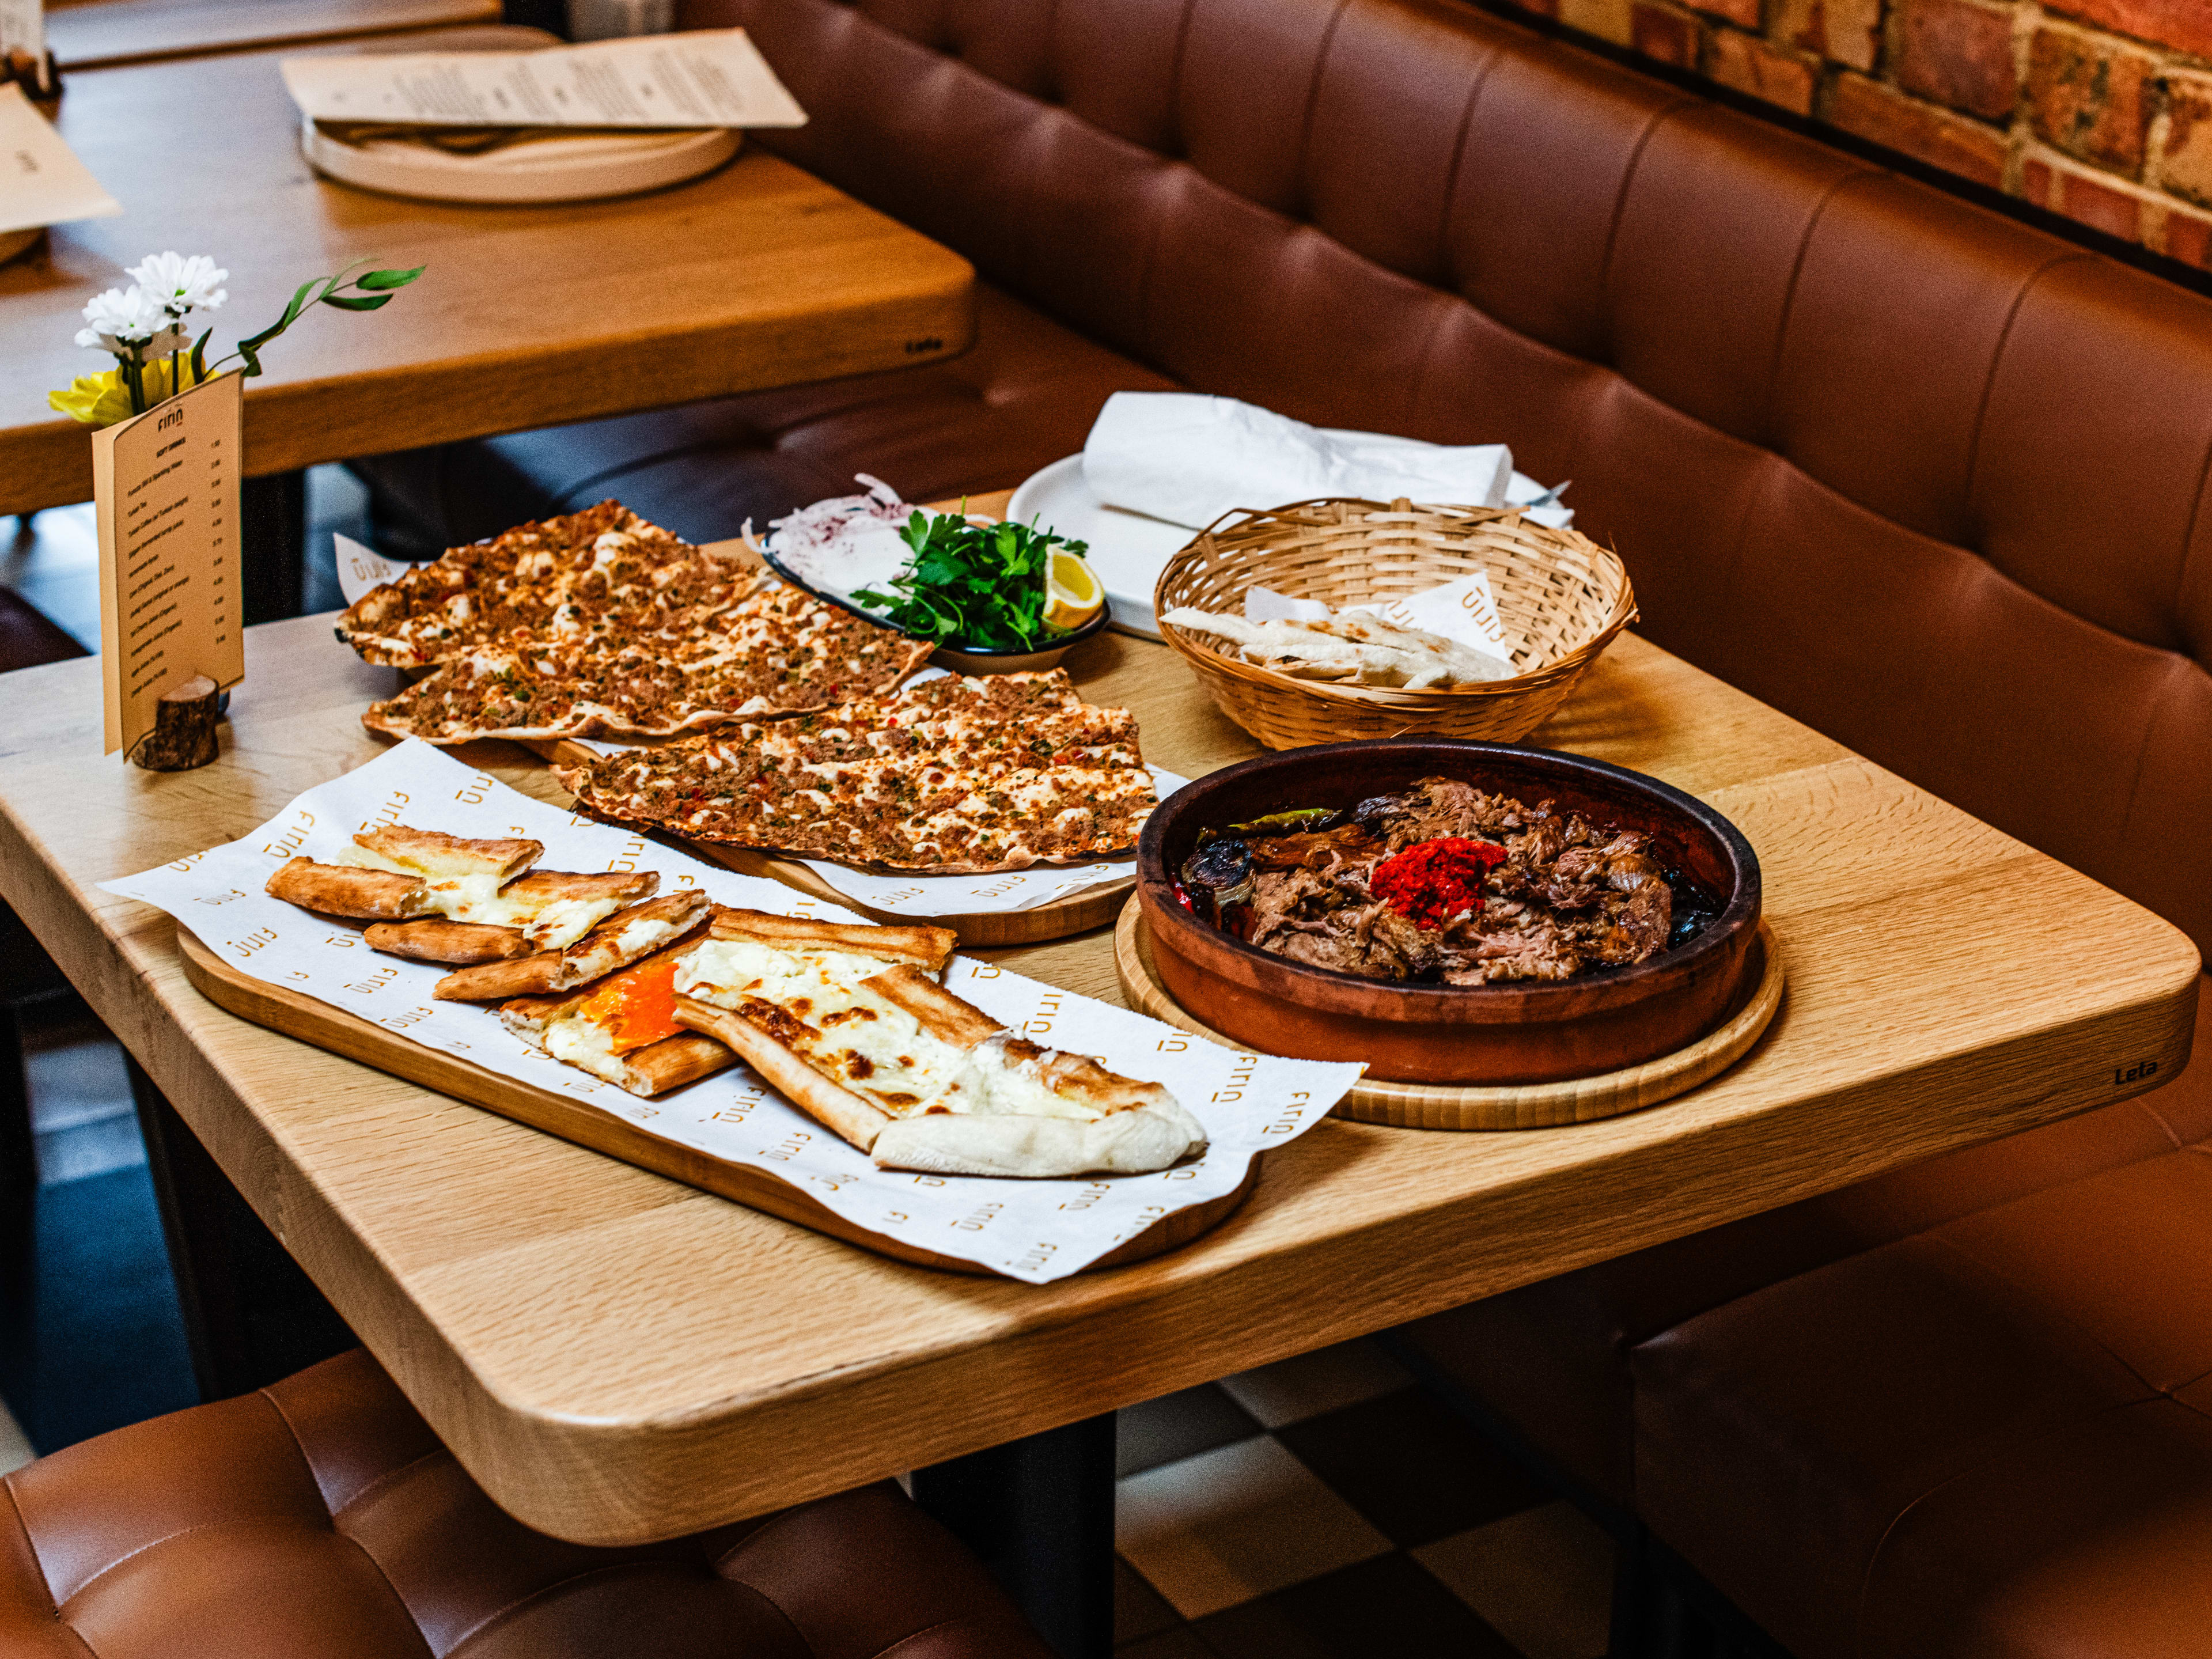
[125,252,229,320]
[74,285,176,352]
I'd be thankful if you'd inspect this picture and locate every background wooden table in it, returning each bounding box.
[1,28,976,517]
[45,0,501,73]
[0,535,2194,1547]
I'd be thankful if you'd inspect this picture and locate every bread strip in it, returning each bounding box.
[498,989,578,1045]
[871,1104,1207,1178]
[266,858,432,920]
[859,965,1003,1048]
[354,825,542,880]
[618,1032,737,1096]
[1017,1042,1177,1118]
[556,891,710,988]
[436,953,562,1001]
[364,919,532,964]
[706,906,957,972]
[673,994,891,1153]
[498,870,657,904]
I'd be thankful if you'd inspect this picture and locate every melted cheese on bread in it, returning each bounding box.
[335,847,619,948]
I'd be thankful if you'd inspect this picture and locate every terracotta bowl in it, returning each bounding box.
[1135,741,1762,1085]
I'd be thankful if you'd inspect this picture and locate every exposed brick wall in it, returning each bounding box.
[1503,0,2212,269]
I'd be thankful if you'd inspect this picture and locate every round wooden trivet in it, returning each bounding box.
[1114,897,1786,1130]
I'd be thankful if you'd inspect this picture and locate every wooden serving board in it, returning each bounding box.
[1115,898,1787,1131]
[178,926,1255,1277]
[522,735,1135,948]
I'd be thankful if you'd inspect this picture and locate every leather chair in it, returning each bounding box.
[0,1347,1051,1659]
[350,2,2212,1649]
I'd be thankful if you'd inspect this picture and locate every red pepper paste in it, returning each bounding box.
[1368,837,1507,930]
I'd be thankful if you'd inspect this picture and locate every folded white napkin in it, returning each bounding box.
[1081,392,1513,529]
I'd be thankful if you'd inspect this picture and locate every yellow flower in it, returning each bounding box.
[47,358,209,429]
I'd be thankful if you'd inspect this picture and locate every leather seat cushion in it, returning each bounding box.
[349,284,1176,556]
[1396,975,2212,1511]
[1633,1099,2212,1659]
[0,1348,1048,1659]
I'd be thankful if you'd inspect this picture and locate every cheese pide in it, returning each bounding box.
[264,830,1206,1179]
[668,908,1208,1179]
[267,823,654,956]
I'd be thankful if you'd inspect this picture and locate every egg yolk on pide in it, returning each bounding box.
[576,953,685,1052]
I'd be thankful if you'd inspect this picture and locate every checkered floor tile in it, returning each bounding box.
[1112,1340,1614,1658]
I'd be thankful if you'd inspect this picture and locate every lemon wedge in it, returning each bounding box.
[1044,548,1105,631]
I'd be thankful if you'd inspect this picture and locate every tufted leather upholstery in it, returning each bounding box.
[0,1347,1050,1659]
[356,286,1173,558]
[362,0,2212,962]
[1630,1050,2212,1659]
[352,6,2212,1648]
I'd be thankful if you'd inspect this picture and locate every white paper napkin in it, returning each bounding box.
[1081,392,1513,530]
[100,741,1358,1282]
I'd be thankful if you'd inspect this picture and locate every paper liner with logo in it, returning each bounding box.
[100,740,1361,1283]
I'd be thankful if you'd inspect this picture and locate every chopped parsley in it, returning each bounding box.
[853,511,1088,653]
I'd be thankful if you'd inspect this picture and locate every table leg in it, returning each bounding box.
[910,1414,1117,1659]
[240,470,306,627]
[127,1058,357,1399]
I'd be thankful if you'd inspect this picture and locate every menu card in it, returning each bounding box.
[0,82,120,235]
[93,371,244,757]
[279,30,807,131]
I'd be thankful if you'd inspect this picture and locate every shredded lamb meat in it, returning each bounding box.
[1196,777,1681,985]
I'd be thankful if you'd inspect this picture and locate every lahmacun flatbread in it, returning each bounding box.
[670,918,1205,1177]
[555,671,1159,874]
[341,503,931,744]
[335,502,706,669]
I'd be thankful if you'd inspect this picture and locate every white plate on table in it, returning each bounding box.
[1006,438,1570,640]
[301,119,740,204]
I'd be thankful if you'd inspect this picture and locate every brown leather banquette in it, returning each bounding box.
[0,1347,1050,1659]
[354,2,2212,1651]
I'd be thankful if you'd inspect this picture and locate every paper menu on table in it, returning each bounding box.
[280,30,808,131]
[94,372,245,757]
[0,83,120,235]
[100,740,1360,1283]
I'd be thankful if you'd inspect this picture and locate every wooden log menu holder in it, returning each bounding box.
[130,675,222,770]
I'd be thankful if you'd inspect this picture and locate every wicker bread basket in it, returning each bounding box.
[1155,498,1635,749]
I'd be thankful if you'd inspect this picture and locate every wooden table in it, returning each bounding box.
[0,523,2198,1644]
[1,29,975,525]
[46,0,501,73]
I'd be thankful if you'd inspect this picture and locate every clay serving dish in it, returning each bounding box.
[1135,741,1762,1085]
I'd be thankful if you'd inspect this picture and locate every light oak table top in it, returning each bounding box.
[1,29,975,516]
[0,512,2198,1544]
[46,0,500,71]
